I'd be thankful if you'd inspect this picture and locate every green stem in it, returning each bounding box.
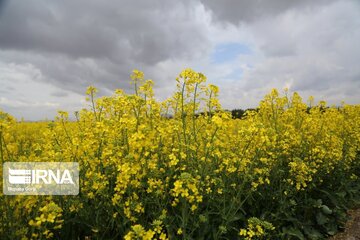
[192,83,199,142]
[208,90,213,123]
[181,83,187,147]
[0,129,3,163]
[90,91,98,121]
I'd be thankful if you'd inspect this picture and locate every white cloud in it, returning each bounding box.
[0,61,86,120]
[215,0,360,107]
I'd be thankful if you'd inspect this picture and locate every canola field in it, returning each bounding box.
[0,69,360,239]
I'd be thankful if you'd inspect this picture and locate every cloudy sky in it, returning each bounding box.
[0,0,359,120]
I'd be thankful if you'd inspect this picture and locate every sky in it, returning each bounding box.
[0,0,359,120]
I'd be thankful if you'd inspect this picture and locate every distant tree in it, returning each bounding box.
[231,109,245,119]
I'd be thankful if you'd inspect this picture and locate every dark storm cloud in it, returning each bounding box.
[0,0,203,61]
[200,0,338,24]
[0,0,210,94]
[0,0,7,14]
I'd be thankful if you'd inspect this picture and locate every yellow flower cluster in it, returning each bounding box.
[28,201,63,239]
[239,217,275,240]
[124,220,168,240]
[171,172,203,212]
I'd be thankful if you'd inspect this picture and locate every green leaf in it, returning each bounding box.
[325,223,338,236]
[313,199,323,208]
[321,205,332,215]
[282,227,305,240]
[316,212,329,225]
[335,191,346,198]
[304,226,323,239]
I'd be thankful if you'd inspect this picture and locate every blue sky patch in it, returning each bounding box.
[211,43,252,64]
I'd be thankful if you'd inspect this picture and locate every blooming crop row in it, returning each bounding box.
[0,69,359,239]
